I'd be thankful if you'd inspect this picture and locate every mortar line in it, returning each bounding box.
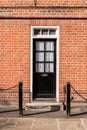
[57,119,61,130]
[30,118,36,130]
[80,118,87,130]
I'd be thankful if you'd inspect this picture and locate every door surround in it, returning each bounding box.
[30,26,60,102]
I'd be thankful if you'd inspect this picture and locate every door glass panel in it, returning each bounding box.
[45,52,54,62]
[50,63,54,72]
[45,63,49,72]
[45,63,54,72]
[46,41,54,51]
[36,41,44,51]
[36,63,44,72]
[36,52,44,61]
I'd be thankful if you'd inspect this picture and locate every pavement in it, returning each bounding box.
[0,117,87,130]
[0,110,87,130]
[0,103,87,130]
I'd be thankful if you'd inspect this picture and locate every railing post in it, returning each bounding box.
[19,82,23,116]
[66,82,71,117]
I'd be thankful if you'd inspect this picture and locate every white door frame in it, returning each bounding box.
[30,26,60,102]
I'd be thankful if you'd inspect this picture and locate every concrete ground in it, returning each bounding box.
[0,117,87,130]
[0,102,87,130]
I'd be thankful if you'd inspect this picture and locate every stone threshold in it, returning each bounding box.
[25,102,63,111]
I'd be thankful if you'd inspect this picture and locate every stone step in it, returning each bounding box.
[25,102,63,111]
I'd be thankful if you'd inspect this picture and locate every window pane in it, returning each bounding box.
[50,63,54,72]
[36,52,44,61]
[45,52,54,62]
[34,29,40,35]
[46,41,54,51]
[36,41,44,51]
[42,29,48,35]
[45,63,49,72]
[36,63,44,72]
[49,29,56,35]
[45,63,54,72]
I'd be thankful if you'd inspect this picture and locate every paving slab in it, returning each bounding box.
[32,118,58,130]
[34,118,57,124]
[3,118,33,130]
[32,123,58,130]
[59,118,85,130]
[0,117,87,130]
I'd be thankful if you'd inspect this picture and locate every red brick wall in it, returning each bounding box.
[0,19,87,102]
[0,0,34,6]
[37,0,87,6]
[0,20,30,105]
[0,1,87,103]
[0,0,87,6]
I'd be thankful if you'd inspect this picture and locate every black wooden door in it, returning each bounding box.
[33,39,56,99]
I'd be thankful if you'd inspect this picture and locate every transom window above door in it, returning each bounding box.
[33,28,57,37]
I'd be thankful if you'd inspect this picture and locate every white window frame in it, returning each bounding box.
[30,26,60,102]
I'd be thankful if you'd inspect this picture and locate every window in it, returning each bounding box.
[34,29,40,35]
[34,40,55,73]
[49,29,56,35]
[33,28,56,36]
[42,29,48,35]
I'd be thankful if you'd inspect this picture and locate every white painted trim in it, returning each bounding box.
[30,26,60,102]
[30,26,33,102]
[56,26,60,102]
[32,36,57,39]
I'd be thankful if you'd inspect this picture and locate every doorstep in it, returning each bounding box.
[25,102,63,112]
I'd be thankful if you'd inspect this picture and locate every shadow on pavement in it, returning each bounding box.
[0,107,87,118]
[0,109,18,113]
[71,111,87,117]
[23,110,58,116]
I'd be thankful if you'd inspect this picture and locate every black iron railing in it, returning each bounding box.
[0,82,23,116]
[63,82,71,117]
[63,82,87,117]
[18,82,23,116]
